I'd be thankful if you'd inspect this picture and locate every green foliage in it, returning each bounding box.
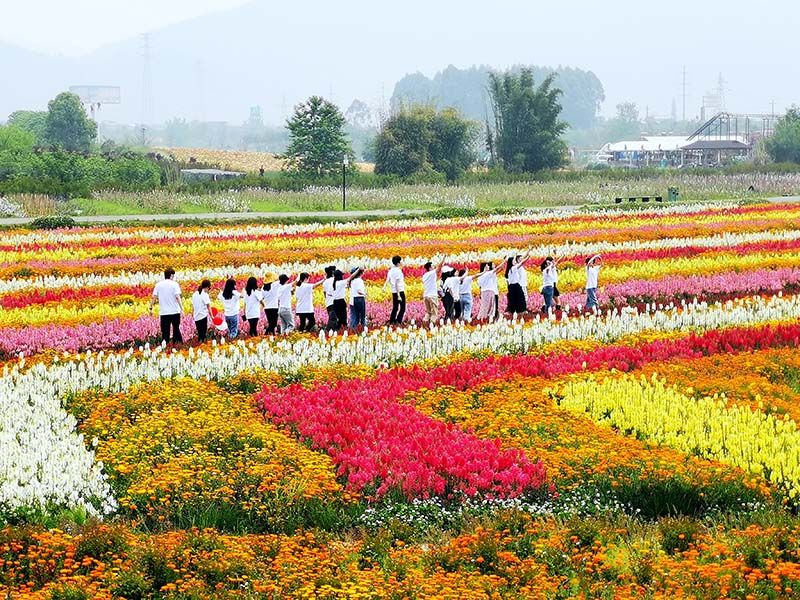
[283,96,355,177]
[48,585,89,600]
[110,571,151,600]
[375,105,478,181]
[7,110,48,145]
[0,125,36,153]
[659,517,701,554]
[487,69,568,172]
[43,92,98,152]
[391,64,605,130]
[29,215,76,230]
[765,107,800,163]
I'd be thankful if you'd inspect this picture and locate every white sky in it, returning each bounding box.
[0,0,251,55]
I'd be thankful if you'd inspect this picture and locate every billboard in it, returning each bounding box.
[69,86,121,105]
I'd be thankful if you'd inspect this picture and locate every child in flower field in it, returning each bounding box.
[505,251,532,316]
[261,275,279,335]
[540,256,559,314]
[243,276,264,336]
[421,257,445,325]
[219,277,243,338]
[276,274,296,334]
[348,266,367,330]
[323,265,338,331]
[191,279,212,342]
[585,254,602,311]
[149,267,183,344]
[458,268,474,322]
[476,261,504,321]
[295,272,325,332]
[385,255,406,325]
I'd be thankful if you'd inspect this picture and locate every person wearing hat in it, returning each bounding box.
[585,254,602,311]
[348,266,367,330]
[295,272,325,332]
[261,273,280,335]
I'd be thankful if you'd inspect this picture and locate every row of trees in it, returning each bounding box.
[284,68,569,180]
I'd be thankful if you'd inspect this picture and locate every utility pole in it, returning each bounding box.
[681,65,687,122]
[771,99,776,117]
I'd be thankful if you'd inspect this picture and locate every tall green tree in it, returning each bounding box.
[43,92,98,152]
[7,110,47,145]
[283,96,354,176]
[486,69,568,172]
[374,106,477,181]
[766,107,800,163]
[0,125,35,153]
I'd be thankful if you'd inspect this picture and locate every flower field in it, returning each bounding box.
[4,201,800,598]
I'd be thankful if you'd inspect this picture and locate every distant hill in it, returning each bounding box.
[391,65,605,130]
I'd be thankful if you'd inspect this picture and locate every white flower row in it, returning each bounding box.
[2,224,799,296]
[0,201,735,246]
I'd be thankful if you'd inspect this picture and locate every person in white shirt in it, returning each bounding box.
[348,266,367,330]
[540,255,560,314]
[261,275,279,335]
[191,279,212,342]
[384,255,406,325]
[295,272,325,332]
[243,276,264,336]
[332,269,352,331]
[476,261,504,321]
[322,265,339,332]
[421,257,445,325]
[441,267,462,321]
[149,267,183,344]
[276,274,296,334]
[505,250,532,316]
[585,254,602,311]
[458,268,474,322]
[218,277,244,338]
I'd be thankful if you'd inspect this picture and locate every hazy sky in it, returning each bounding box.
[0,0,797,122]
[0,0,251,55]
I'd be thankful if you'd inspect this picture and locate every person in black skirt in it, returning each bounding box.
[504,250,532,316]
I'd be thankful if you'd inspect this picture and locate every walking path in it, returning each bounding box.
[0,196,798,226]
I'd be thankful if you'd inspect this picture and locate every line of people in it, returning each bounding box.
[149,253,602,344]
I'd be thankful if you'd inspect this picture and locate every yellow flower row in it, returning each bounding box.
[552,373,800,499]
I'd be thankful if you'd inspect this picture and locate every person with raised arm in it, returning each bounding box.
[295,272,325,332]
[540,254,560,314]
[421,256,446,325]
[322,265,338,332]
[505,250,532,316]
[476,261,504,321]
[585,254,602,312]
[261,274,279,335]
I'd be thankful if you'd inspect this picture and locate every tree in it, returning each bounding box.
[345,99,372,129]
[374,106,477,181]
[604,102,642,142]
[43,92,97,152]
[0,125,36,153]
[766,107,800,163]
[282,96,354,176]
[7,110,47,145]
[486,69,568,172]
